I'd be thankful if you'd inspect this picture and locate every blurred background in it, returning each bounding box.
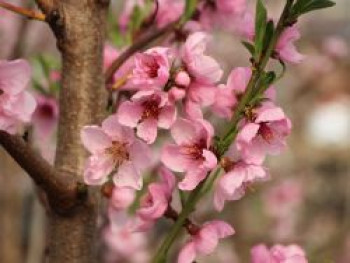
[0,0,349,262]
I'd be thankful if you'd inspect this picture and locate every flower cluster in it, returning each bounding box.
[82,18,299,260]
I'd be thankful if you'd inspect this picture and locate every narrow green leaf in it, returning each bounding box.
[262,20,275,54]
[181,0,197,24]
[254,0,267,61]
[292,0,335,17]
[242,41,255,56]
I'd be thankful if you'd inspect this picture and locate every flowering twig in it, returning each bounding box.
[0,1,46,21]
[152,1,296,262]
[105,21,178,84]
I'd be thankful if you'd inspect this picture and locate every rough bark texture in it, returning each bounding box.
[45,0,109,262]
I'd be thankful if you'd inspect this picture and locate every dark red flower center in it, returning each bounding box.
[0,89,3,96]
[184,139,207,161]
[143,55,160,78]
[141,97,161,120]
[37,104,55,119]
[258,123,274,143]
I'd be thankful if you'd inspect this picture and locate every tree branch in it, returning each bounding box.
[105,21,178,84]
[0,131,79,212]
[0,1,46,21]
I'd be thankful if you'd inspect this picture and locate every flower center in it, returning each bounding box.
[141,97,160,120]
[38,104,55,119]
[184,139,206,161]
[258,123,274,143]
[140,193,153,208]
[105,141,129,165]
[0,89,3,96]
[143,55,160,78]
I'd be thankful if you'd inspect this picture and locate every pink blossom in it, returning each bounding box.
[251,244,308,263]
[199,0,247,30]
[178,220,235,263]
[175,32,223,117]
[182,32,223,85]
[0,59,37,134]
[131,47,172,89]
[105,211,150,263]
[276,25,304,64]
[156,0,184,28]
[212,67,251,119]
[80,114,151,189]
[32,94,59,138]
[136,167,175,222]
[117,90,176,144]
[214,160,268,211]
[161,118,217,190]
[236,104,292,164]
[110,186,136,210]
[237,13,303,64]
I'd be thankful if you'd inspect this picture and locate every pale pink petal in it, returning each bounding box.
[113,161,142,190]
[161,144,190,173]
[81,126,112,154]
[179,168,207,191]
[202,150,217,170]
[185,100,203,119]
[111,187,136,210]
[227,67,251,94]
[188,55,223,84]
[178,241,197,263]
[117,101,143,128]
[158,105,176,129]
[236,123,260,146]
[9,91,37,122]
[171,118,197,145]
[251,244,273,263]
[255,106,286,123]
[188,83,217,106]
[102,114,134,144]
[0,59,31,95]
[137,118,158,144]
[209,220,235,238]
[129,139,152,171]
[84,155,114,185]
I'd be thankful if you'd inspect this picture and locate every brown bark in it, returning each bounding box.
[43,0,109,262]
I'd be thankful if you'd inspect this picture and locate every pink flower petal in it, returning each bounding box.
[0,59,31,95]
[171,118,198,145]
[102,114,134,144]
[117,101,143,128]
[178,241,197,263]
[113,161,142,190]
[178,168,207,191]
[158,105,177,129]
[161,144,189,173]
[137,118,158,144]
[81,126,112,154]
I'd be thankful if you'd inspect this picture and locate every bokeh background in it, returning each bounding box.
[0,0,349,262]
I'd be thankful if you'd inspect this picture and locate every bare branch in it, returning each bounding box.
[0,131,79,212]
[105,21,178,84]
[0,1,46,21]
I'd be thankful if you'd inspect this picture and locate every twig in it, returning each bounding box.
[105,21,178,84]
[0,1,46,21]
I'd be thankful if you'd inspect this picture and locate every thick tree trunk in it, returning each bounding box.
[45,1,109,262]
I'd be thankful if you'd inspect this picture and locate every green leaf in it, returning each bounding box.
[242,41,255,56]
[254,0,267,61]
[262,20,275,53]
[292,0,335,17]
[181,0,197,24]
